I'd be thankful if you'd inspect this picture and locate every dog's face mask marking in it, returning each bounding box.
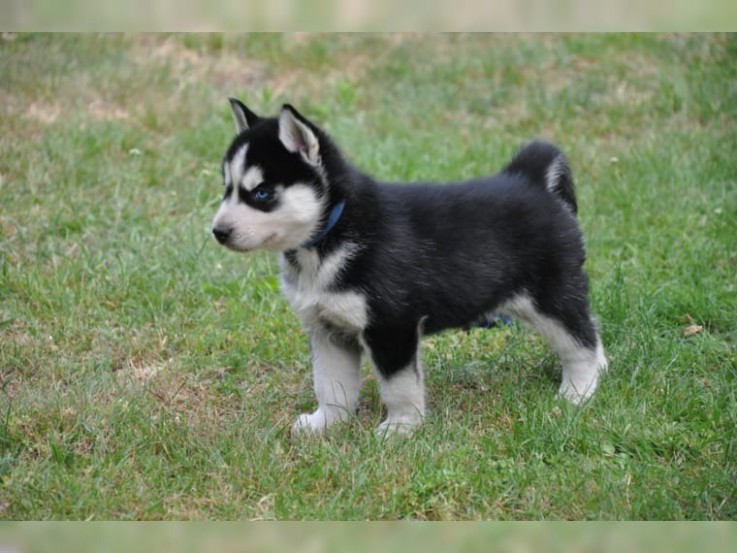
[212,101,326,252]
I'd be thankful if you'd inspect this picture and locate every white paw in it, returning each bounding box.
[291,411,329,436]
[376,416,423,438]
[557,376,598,405]
[557,341,607,404]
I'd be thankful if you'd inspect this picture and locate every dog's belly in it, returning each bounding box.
[284,285,369,332]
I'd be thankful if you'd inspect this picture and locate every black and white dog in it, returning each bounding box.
[212,100,607,436]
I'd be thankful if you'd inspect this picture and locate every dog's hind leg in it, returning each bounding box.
[501,294,607,403]
[361,324,426,436]
[292,327,362,435]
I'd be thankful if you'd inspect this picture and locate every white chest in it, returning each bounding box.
[280,246,369,332]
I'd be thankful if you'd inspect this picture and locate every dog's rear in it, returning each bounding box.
[496,140,607,403]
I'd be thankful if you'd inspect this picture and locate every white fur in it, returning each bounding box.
[500,294,607,403]
[545,154,564,193]
[212,183,323,252]
[240,166,264,192]
[371,360,426,437]
[281,244,369,332]
[291,329,362,435]
[223,160,233,188]
[229,144,248,185]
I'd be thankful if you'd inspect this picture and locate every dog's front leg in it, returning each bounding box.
[292,328,362,435]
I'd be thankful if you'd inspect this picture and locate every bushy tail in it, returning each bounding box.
[503,140,578,214]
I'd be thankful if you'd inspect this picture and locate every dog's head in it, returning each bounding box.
[211,99,328,253]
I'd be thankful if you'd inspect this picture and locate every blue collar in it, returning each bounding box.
[302,200,346,248]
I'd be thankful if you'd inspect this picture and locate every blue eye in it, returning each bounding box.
[252,188,274,203]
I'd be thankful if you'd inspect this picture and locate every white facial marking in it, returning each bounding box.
[500,294,607,403]
[229,144,248,185]
[223,162,232,188]
[212,182,324,252]
[241,166,264,192]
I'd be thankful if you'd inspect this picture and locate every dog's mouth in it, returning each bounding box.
[222,240,252,253]
[222,233,278,254]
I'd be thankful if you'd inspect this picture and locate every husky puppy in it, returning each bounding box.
[212,99,607,436]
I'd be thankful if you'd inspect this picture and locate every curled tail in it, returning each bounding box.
[503,140,578,214]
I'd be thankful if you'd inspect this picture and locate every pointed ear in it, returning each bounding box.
[228,98,260,133]
[278,104,320,165]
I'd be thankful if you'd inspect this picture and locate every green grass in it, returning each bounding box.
[1,33,735,520]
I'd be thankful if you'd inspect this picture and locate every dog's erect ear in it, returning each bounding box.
[278,104,320,165]
[229,98,260,133]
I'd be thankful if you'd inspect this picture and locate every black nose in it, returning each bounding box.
[212,227,231,245]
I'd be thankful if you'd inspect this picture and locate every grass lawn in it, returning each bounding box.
[0,33,735,520]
